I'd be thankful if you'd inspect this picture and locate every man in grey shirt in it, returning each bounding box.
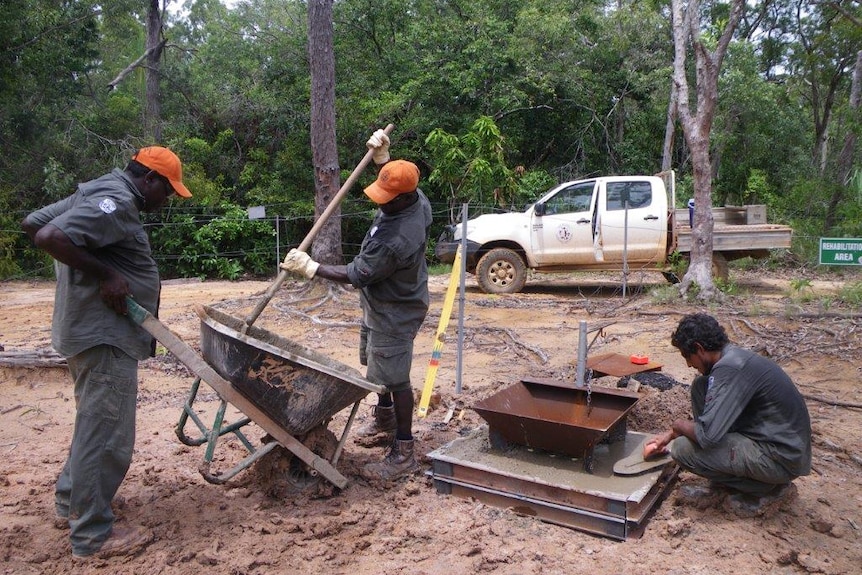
[645,313,811,515]
[21,146,191,559]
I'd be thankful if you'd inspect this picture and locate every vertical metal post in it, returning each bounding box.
[575,320,587,387]
[455,203,468,395]
[275,214,281,274]
[622,201,629,298]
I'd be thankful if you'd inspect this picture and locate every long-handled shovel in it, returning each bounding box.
[241,123,394,332]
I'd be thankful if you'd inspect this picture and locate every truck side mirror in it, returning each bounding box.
[534,202,545,216]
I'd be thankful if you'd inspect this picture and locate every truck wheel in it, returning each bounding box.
[476,248,527,294]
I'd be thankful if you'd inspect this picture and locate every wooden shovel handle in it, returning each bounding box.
[242,123,395,330]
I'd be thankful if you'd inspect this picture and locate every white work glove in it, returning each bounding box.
[366,129,390,164]
[280,248,320,279]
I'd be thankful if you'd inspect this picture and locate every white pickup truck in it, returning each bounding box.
[434,174,793,294]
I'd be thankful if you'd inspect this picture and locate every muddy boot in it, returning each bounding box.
[353,405,396,447]
[676,482,728,510]
[361,439,420,481]
[723,483,797,518]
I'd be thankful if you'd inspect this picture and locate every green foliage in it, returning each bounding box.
[149,202,276,280]
[667,250,688,278]
[837,281,862,309]
[515,170,558,207]
[790,278,813,293]
[0,220,23,279]
[788,277,816,304]
[41,158,76,203]
[426,116,518,217]
[428,263,452,276]
[743,169,773,206]
[715,276,741,296]
[648,284,682,305]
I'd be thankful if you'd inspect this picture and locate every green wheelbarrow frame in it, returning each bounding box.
[126,297,385,489]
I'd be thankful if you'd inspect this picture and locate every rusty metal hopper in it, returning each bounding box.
[472,378,640,468]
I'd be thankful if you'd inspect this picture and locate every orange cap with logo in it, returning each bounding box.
[363,160,419,205]
[132,146,192,198]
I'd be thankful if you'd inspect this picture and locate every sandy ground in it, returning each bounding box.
[0,269,860,575]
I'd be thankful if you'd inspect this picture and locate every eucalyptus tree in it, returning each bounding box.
[0,0,101,201]
[709,41,810,208]
[333,0,674,192]
[751,0,862,234]
[789,1,860,177]
[308,0,344,266]
[671,0,744,300]
[0,0,146,276]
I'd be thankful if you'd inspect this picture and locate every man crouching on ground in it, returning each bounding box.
[645,313,812,515]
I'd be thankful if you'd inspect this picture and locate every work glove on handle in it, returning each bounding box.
[366,129,390,164]
[280,248,320,279]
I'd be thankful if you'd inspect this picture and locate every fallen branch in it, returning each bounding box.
[803,394,862,409]
[485,327,549,364]
[0,349,66,368]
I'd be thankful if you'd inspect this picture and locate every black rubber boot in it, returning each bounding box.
[355,405,397,438]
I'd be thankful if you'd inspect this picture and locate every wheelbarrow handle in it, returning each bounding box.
[124,296,349,489]
[125,296,211,375]
[242,123,395,331]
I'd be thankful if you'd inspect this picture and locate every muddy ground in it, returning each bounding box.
[1,267,860,575]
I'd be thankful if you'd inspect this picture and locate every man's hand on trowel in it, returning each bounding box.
[643,432,673,460]
[644,418,697,459]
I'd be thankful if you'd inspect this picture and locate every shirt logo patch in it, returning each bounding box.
[369,225,378,237]
[99,198,117,214]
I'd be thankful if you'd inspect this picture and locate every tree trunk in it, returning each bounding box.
[670,0,743,301]
[824,49,862,232]
[308,0,342,265]
[146,0,163,142]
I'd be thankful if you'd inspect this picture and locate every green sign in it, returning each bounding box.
[819,238,862,265]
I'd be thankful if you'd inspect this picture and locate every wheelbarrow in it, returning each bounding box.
[127,298,385,489]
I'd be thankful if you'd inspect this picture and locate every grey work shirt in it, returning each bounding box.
[695,344,812,477]
[24,168,159,360]
[346,189,433,338]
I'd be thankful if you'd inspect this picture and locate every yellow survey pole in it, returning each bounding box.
[417,247,461,418]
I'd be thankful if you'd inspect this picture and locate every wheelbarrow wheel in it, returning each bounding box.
[254,424,339,499]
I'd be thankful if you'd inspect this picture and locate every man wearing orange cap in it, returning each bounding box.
[281,130,432,481]
[21,146,191,558]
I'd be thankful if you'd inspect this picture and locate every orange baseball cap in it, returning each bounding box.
[364,160,419,204]
[132,146,192,198]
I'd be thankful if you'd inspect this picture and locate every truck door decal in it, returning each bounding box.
[532,180,598,265]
